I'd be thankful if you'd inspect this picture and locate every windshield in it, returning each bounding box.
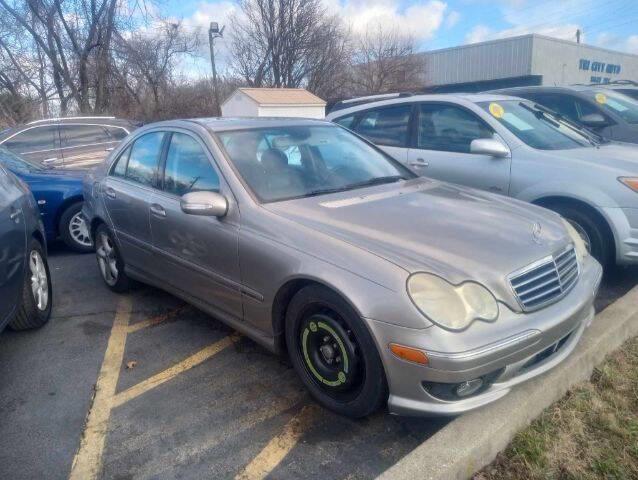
[478,100,593,150]
[0,146,44,172]
[218,125,413,202]
[582,89,638,124]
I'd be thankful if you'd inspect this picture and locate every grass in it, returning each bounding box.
[474,336,638,480]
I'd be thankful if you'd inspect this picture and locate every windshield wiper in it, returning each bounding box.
[302,175,406,198]
[520,102,606,147]
[519,102,561,128]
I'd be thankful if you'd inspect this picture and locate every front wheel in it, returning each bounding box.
[60,202,93,253]
[285,285,388,418]
[9,239,52,330]
[551,205,613,267]
[95,224,131,293]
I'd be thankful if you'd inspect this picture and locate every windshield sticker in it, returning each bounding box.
[595,93,607,104]
[502,113,534,131]
[489,103,505,118]
[605,99,629,112]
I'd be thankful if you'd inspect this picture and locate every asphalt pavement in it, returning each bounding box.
[0,246,449,480]
[0,245,635,480]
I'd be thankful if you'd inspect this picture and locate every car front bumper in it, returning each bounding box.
[603,207,638,265]
[366,257,603,416]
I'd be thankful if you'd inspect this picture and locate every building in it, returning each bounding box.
[419,34,638,92]
[221,88,326,118]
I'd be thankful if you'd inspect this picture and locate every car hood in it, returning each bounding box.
[265,178,570,307]
[541,142,638,173]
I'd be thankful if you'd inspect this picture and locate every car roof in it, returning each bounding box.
[326,93,517,118]
[490,85,609,94]
[182,117,334,132]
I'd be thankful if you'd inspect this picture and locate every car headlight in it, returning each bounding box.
[561,218,589,262]
[407,273,499,331]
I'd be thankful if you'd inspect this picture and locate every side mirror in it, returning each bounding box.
[580,113,608,128]
[470,138,510,158]
[180,191,228,217]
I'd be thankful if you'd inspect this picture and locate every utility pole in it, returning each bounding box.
[576,29,581,44]
[208,21,225,116]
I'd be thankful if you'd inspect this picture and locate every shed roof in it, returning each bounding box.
[235,88,326,106]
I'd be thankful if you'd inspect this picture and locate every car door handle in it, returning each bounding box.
[150,203,166,218]
[9,207,21,222]
[409,158,429,167]
[104,187,117,199]
[105,147,115,152]
[42,157,58,164]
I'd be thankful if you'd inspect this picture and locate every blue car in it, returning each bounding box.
[0,147,92,252]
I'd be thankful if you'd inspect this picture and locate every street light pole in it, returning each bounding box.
[208,21,225,116]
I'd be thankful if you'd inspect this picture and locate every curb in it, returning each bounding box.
[377,285,638,480]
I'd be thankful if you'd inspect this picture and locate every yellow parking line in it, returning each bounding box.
[127,306,186,334]
[69,297,132,480]
[235,405,319,480]
[111,336,233,408]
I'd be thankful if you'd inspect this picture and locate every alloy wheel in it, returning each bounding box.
[96,232,118,286]
[29,250,49,311]
[567,219,592,253]
[69,212,93,248]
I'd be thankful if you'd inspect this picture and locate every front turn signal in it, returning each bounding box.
[619,177,638,193]
[389,343,429,365]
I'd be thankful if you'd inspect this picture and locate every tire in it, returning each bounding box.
[59,202,93,253]
[95,224,131,293]
[550,204,613,267]
[9,239,52,330]
[285,285,388,418]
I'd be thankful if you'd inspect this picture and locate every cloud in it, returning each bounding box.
[626,35,638,54]
[445,10,460,29]
[322,0,448,42]
[465,22,581,45]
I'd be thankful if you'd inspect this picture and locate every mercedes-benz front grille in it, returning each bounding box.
[509,246,579,311]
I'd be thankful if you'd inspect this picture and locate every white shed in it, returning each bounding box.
[221,88,326,119]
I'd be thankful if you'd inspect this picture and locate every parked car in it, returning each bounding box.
[0,116,138,169]
[326,93,638,267]
[0,164,52,333]
[490,86,638,144]
[575,80,638,101]
[83,118,602,417]
[0,147,91,252]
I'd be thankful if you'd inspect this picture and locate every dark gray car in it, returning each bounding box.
[0,117,137,169]
[0,164,52,332]
[492,86,638,144]
[83,118,601,418]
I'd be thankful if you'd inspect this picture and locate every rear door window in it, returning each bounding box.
[354,105,411,147]
[60,125,111,148]
[2,126,59,154]
[334,115,356,129]
[124,132,165,187]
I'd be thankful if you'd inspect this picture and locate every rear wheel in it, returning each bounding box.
[550,204,613,266]
[285,285,387,418]
[59,202,93,253]
[9,239,52,330]
[95,224,130,293]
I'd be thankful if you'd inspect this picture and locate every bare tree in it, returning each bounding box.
[229,0,349,92]
[111,21,200,120]
[350,24,425,95]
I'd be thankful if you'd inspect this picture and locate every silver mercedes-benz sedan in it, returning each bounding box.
[83,118,602,417]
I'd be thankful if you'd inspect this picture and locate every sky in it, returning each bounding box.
[160,0,638,77]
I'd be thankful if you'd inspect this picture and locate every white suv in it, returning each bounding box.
[327,93,638,267]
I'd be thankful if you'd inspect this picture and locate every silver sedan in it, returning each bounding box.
[83,118,602,417]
